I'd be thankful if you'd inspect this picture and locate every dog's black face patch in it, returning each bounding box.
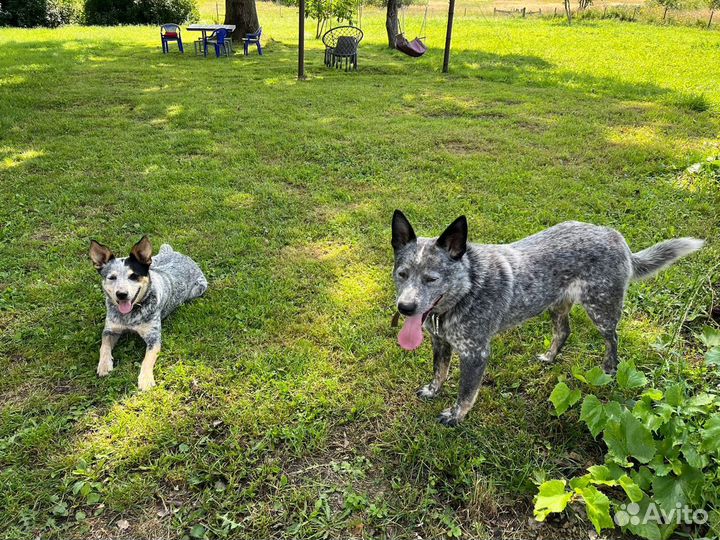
[125,255,150,277]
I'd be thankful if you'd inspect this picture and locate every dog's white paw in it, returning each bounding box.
[536,353,554,363]
[137,372,156,391]
[97,358,114,377]
[438,406,462,427]
[416,384,440,400]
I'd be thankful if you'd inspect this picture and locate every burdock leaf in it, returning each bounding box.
[550,382,581,416]
[580,395,607,438]
[534,480,573,521]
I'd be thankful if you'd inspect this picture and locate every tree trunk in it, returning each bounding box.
[709,9,715,28]
[386,0,399,48]
[663,5,668,20]
[224,0,259,41]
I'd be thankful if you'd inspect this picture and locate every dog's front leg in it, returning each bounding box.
[417,334,452,399]
[137,322,161,391]
[438,342,490,427]
[97,329,120,376]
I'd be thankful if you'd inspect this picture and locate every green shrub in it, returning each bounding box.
[83,0,199,25]
[0,0,80,27]
[534,330,720,539]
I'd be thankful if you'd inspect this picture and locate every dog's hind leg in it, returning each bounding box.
[417,335,452,399]
[582,289,624,375]
[97,329,120,376]
[438,342,490,427]
[537,301,572,363]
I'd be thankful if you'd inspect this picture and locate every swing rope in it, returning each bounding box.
[398,0,429,40]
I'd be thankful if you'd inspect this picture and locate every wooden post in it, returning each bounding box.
[442,0,456,73]
[522,7,526,16]
[298,0,305,79]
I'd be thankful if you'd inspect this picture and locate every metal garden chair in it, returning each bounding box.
[322,26,363,71]
[160,24,184,54]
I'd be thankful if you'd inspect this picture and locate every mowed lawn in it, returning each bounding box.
[1,5,720,539]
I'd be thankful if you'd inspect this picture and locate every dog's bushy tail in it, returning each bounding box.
[631,238,705,280]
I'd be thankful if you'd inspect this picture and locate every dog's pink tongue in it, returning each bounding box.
[118,301,133,315]
[398,314,424,350]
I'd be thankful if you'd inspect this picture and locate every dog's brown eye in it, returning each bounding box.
[129,273,139,281]
[108,275,117,281]
[398,270,408,279]
[423,275,438,283]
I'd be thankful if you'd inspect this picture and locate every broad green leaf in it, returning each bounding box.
[572,365,588,384]
[652,465,703,513]
[626,520,662,540]
[664,383,685,407]
[633,400,664,432]
[681,443,708,469]
[604,401,624,421]
[580,395,607,438]
[617,360,647,389]
[587,465,612,482]
[649,455,673,477]
[549,382,581,416]
[618,474,644,502]
[586,465,617,487]
[642,388,663,401]
[706,347,720,368]
[604,409,656,464]
[700,415,720,453]
[534,480,572,521]
[624,496,662,540]
[579,366,613,387]
[576,485,614,533]
[631,466,654,491]
[570,476,590,490]
[700,326,720,348]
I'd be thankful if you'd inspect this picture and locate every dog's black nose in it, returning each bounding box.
[116,291,129,300]
[397,302,417,316]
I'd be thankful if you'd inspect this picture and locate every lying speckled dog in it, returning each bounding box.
[391,210,704,427]
[89,237,207,390]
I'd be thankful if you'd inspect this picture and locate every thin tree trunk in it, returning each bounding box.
[386,0,399,48]
[663,5,668,20]
[224,0,259,40]
[709,8,714,27]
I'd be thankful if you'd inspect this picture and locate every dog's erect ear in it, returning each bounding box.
[391,210,417,251]
[89,240,114,270]
[129,235,152,266]
[436,216,468,260]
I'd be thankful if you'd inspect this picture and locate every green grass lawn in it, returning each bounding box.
[1,6,719,539]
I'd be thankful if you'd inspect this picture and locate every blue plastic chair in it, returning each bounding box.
[204,28,231,58]
[242,27,263,56]
[160,24,184,54]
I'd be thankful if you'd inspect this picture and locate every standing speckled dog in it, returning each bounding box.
[391,210,704,427]
[89,236,207,390]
